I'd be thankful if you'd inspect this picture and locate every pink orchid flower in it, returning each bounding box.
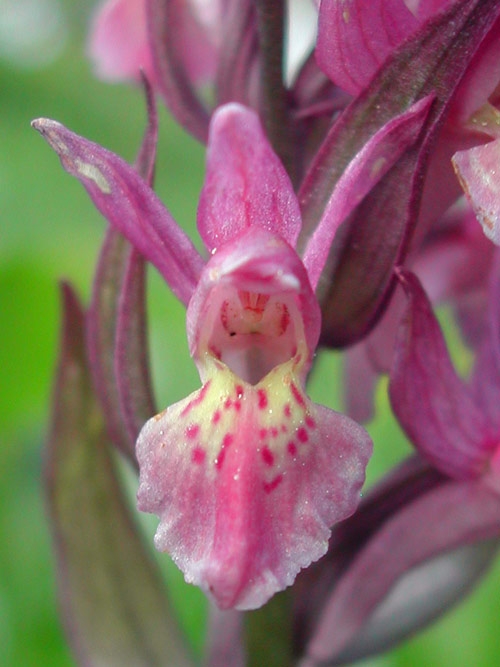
[88,0,219,87]
[33,103,372,610]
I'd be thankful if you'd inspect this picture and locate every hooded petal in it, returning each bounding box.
[136,356,371,610]
[197,104,302,253]
[32,118,205,305]
[186,227,321,389]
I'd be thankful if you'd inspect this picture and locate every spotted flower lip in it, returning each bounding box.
[32,102,374,609]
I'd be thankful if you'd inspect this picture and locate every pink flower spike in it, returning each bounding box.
[197,104,302,253]
[316,0,417,96]
[137,226,372,609]
[453,139,500,245]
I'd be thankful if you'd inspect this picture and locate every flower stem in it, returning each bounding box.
[245,590,294,667]
[255,0,295,180]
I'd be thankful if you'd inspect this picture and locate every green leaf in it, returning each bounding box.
[45,283,194,667]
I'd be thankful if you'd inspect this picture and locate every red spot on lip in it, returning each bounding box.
[263,474,283,493]
[224,398,233,410]
[287,441,297,456]
[259,428,268,439]
[212,410,221,424]
[181,381,211,417]
[305,415,316,429]
[215,448,226,470]
[257,389,268,409]
[297,427,309,444]
[222,433,234,448]
[284,404,291,418]
[192,447,206,464]
[185,424,199,439]
[261,446,274,466]
[236,385,244,398]
[291,382,306,409]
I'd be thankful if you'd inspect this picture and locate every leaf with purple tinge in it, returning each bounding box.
[301,478,500,666]
[301,95,433,290]
[46,284,193,667]
[86,228,139,463]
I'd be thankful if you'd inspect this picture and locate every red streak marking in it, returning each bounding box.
[297,427,309,444]
[181,381,211,417]
[264,474,283,493]
[305,415,316,429]
[261,446,274,466]
[212,410,221,424]
[257,389,268,409]
[215,448,226,470]
[185,424,199,439]
[279,306,290,335]
[222,433,234,448]
[192,447,206,464]
[259,428,268,439]
[291,382,306,408]
[287,442,297,456]
[284,404,291,418]
[270,427,279,438]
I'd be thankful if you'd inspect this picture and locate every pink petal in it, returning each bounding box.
[32,118,205,305]
[197,104,302,252]
[389,271,493,479]
[186,227,321,383]
[452,139,500,245]
[88,0,155,83]
[136,358,371,610]
[302,95,433,289]
[316,0,417,96]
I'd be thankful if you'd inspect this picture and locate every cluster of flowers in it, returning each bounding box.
[38,1,500,664]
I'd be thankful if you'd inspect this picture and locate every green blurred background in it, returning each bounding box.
[1,1,499,665]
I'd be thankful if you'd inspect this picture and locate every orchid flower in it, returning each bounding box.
[88,0,220,89]
[33,102,372,610]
